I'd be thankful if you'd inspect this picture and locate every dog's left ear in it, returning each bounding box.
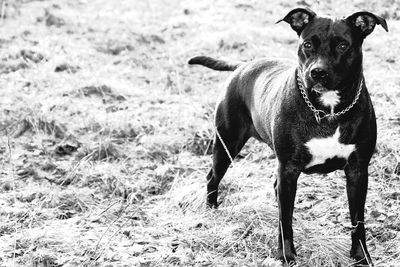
[276,8,317,36]
[346,12,388,38]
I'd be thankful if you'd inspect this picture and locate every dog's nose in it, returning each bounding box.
[310,68,329,81]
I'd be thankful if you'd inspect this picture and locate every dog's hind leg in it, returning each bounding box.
[206,101,251,208]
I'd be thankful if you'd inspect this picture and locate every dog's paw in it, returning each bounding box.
[206,201,219,209]
[352,256,373,267]
[351,247,373,266]
[281,260,297,267]
[276,247,296,266]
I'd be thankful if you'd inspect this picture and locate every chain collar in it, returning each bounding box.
[296,72,363,124]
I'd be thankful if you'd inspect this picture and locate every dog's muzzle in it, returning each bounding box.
[311,83,329,95]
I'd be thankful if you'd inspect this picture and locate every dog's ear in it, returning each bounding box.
[346,12,388,38]
[276,8,316,36]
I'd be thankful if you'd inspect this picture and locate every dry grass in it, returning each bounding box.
[0,0,399,266]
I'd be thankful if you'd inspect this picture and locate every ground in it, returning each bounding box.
[0,0,399,266]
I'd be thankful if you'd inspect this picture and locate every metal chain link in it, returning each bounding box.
[296,73,363,124]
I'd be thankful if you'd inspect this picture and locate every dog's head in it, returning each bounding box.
[278,8,388,95]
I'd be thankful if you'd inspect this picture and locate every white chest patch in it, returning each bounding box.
[305,127,355,168]
[319,90,340,114]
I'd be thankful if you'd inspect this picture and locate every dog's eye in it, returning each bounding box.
[337,43,348,51]
[303,41,313,49]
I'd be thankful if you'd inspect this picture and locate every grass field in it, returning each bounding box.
[0,0,399,266]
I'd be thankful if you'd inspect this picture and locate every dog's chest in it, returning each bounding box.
[304,127,355,168]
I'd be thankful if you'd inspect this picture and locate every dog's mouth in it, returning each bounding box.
[303,77,332,94]
[311,83,329,95]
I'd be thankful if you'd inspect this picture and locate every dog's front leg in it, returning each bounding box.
[345,158,373,266]
[275,162,301,264]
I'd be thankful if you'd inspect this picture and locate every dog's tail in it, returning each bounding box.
[187,56,242,71]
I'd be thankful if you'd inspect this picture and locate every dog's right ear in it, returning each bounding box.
[276,8,316,36]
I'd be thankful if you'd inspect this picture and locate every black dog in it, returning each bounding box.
[188,8,388,266]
